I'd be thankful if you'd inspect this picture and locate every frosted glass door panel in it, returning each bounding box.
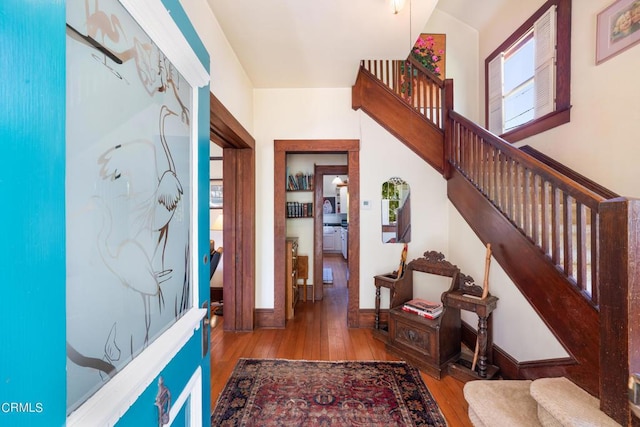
[66,0,193,413]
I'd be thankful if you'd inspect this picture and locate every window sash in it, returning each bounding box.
[504,79,535,131]
[503,35,535,94]
[485,0,568,142]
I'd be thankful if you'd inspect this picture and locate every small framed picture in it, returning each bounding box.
[322,197,336,214]
[210,180,223,209]
[596,0,640,64]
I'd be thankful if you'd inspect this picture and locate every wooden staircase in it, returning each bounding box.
[352,58,452,174]
[352,59,640,425]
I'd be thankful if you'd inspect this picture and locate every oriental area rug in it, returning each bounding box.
[211,358,447,426]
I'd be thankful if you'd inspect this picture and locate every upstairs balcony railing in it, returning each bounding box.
[360,57,445,130]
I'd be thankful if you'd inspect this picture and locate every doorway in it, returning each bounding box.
[315,165,348,303]
[210,93,256,332]
[274,139,360,328]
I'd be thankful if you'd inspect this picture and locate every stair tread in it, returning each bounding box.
[464,380,542,427]
[530,378,621,427]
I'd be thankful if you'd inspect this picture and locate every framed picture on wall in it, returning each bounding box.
[596,0,640,64]
[322,197,336,214]
[210,180,223,208]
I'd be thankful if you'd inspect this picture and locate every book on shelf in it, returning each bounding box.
[287,172,314,190]
[286,202,313,218]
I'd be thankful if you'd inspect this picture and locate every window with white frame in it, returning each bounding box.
[486,0,571,142]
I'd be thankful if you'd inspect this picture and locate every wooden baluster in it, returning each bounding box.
[563,193,573,277]
[590,209,599,304]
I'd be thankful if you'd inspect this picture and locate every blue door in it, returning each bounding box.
[0,0,211,425]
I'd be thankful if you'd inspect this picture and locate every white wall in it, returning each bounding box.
[358,113,450,309]
[475,0,640,198]
[525,0,640,198]
[448,209,568,360]
[178,0,254,132]
[424,9,480,122]
[253,89,358,307]
[253,88,451,309]
[179,1,253,288]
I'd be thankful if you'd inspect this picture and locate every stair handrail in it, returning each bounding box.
[447,110,608,306]
[448,111,607,209]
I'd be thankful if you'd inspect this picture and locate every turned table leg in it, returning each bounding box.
[477,315,489,378]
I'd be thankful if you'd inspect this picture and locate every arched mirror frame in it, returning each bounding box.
[381,177,411,243]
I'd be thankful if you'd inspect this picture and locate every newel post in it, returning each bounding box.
[599,197,640,426]
[442,78,454,180]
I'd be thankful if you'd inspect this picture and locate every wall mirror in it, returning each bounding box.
[381,177,411,243]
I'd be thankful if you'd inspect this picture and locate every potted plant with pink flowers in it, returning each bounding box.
[410,35,444,77]
[399,34,444,100]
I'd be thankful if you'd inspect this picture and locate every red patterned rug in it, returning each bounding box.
[211,358,447,426]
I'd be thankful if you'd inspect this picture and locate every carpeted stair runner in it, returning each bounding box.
[464,377,621,426]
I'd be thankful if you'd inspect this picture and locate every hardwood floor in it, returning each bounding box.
[209,253,473,426]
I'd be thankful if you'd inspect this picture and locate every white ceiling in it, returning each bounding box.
[207,0,510,89]
[436,0,511,34]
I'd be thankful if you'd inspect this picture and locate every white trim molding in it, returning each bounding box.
[169,366,203,425]
[119,0,209,88]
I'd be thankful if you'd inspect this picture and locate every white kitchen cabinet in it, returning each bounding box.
[339,186,348,215]
[335,228,342,250]
[323,226,341,252]
[340,227,348,259]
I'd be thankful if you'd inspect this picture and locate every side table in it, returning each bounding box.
[373,273,412,340]
[445,289,499,381]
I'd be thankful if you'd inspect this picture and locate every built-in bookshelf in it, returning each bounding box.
[286,173,313,218]
[286,200,313,218]
[287,172,314,191]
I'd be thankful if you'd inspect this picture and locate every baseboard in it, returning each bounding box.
[254,308,283,329]
[461,321,577,381]
[358,308,387,329]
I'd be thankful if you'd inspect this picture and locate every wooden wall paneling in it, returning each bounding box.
[347,150,360,327]
[210,92,256,332]
[273,146,287,328]
[222,149,238,330]
[238,147,256,331]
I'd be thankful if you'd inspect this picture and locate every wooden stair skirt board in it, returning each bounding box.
[463,377,620,427]
[352,69,444,174]
[447,168,600,396]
